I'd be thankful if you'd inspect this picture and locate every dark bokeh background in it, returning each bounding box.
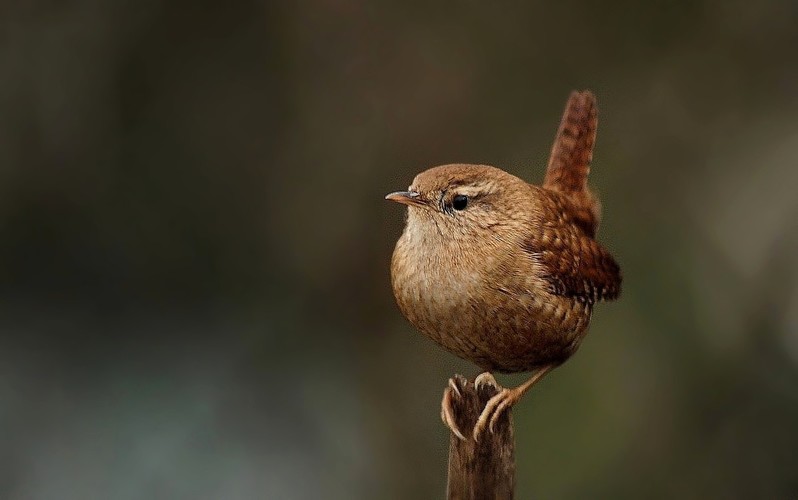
[2,1,797,498]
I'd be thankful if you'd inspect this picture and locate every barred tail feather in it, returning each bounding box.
[543,90,597,194]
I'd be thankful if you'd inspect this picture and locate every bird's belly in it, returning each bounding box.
[393,263,592,372]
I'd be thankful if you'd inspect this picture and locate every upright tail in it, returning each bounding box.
[543,91,601,236]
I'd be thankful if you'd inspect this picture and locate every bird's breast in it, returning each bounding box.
[391,235,481,326]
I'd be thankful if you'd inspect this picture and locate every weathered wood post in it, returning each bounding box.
[445,375,515,499]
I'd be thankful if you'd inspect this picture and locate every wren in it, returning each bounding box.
[386,91,621,440]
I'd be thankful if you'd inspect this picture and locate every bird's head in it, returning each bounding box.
[385,164,534,245]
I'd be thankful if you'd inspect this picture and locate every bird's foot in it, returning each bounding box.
[473,365,555,440]
[441,375,467,441]
[473,384,521,441]
[442,372,510,441]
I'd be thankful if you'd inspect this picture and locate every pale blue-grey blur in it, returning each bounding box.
[1,1,797,499]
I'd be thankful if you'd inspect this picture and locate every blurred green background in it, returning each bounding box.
[2,1,797,498]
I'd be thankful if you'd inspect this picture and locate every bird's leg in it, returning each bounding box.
[473,365,555,441]
[441,375,467,441]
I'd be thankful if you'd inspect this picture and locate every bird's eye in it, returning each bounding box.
[452,194,468,211]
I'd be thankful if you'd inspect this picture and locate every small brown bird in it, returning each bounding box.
[386,91,621,440]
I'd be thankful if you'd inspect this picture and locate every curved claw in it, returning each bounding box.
[473,388,511,441]
[489,396,515,434]
[441,378,467,441]
[474,372,500,392]
[448,377,462,398]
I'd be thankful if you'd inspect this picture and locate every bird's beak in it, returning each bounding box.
[385,190,427,208]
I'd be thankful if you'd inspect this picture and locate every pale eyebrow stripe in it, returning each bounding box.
[449,179,491,190]
[451,184,492,198]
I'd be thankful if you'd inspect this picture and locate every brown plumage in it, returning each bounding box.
[386,91,621,440]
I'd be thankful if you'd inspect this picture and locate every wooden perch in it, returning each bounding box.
[446,374,515,500]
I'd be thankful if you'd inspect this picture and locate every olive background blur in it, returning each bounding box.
[2,1,797,499]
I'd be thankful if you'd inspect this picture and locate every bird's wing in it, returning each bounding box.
[523,193,621,303]
[543,91,600,236]
[535,232,621,303]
